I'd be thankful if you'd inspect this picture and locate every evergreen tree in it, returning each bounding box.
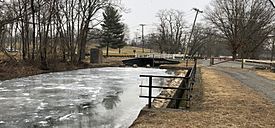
[101,6,125,56]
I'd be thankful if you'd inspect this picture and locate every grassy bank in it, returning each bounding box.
[131,67,275,128]
[0,46,150,81]
[0,57,125,81]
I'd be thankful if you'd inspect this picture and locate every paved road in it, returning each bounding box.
[200,59,271,69]
[199,60,275,103]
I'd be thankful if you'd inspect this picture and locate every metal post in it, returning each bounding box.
[148,76,152,108]
[185,78,190,108]
[152,54,155,67]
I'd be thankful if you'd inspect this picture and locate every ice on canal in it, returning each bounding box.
[0,67,170,128]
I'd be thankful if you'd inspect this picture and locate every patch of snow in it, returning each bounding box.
[22,93,30,96]
[59,113,73,121]
[24,119,30,122]
[0,97,7,100]
[17,84,25,87]
[37,102,48,110]
[38,121,49,126]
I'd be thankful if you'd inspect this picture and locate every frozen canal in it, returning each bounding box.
[0,67,170,128]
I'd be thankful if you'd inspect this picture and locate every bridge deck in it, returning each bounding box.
[122,58,180,67]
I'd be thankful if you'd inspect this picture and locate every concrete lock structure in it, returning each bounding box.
[90,48,103,64]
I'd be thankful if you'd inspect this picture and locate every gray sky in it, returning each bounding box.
[120,0,213,38]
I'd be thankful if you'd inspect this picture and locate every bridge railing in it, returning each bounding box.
[139,61,197,109]
[136,53,185,59]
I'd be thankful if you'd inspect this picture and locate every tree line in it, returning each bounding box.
[0,0,125,69]
[140,0,275,60]
[1,0,274,65]
[206,0,275,59]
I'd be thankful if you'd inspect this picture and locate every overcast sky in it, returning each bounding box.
[120,0,212,38]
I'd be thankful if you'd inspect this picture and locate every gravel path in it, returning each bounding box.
[215,67,275,103]
[200,60,275,103]
[200,59,271,69]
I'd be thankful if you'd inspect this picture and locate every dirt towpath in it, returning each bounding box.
[131,67,275,128]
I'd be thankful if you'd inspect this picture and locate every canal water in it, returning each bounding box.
[0,67,170,128]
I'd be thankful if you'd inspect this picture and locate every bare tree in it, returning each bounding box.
[155,9,186,54]
[77,0,114,63]
[188,24,209,57]
[206,0,275,59]
[0,0,21,62]
[0,0,122,69]
[30,0,35,60]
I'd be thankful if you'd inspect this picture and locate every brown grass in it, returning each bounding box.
[131,68,275,128]
[0,45,148,80]
[0,57,124,81]
[105,46,153,55]
[160,61,195,70]
[0,52,20,60]
[0,63,43,81]
[86,45,154,55]
[1,45,153,61]
[256,70,275,80]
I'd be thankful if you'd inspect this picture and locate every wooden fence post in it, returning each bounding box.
[241,59,244,69]
[210,58,214,66]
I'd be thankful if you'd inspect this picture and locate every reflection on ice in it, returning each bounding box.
[0,67,169,128]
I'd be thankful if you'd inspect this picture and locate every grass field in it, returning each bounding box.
[0,52,20,60]
[256,70,275,80]
[102,46,154,55]
[1,45,155,59]
[86,43,156,55]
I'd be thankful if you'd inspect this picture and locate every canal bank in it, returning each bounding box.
[130,67,275,128]
[0,57,124,81]
[128,61,199,126]
[0,57,199,128]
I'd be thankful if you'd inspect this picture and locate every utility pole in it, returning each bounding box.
[271,40,274,61]
[184,8,203,58]
[268,0,275,63]
[268,0,275,8]
[135,29,139,45]
[140,24,145,53]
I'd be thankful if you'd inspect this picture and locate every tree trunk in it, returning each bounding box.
[31,0,35,60]
[232,50,237,60]
[106,42,109,57]
[77,28,88,63]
